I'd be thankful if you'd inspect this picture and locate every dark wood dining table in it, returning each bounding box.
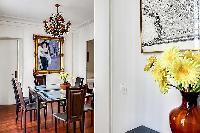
[29,84,94,133]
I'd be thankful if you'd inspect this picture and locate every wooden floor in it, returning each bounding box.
[0,104,94,133]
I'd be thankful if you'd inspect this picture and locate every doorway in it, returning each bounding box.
[0,39,21,105]
[86,39,94,89]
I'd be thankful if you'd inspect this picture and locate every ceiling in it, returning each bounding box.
[0,0,94,27]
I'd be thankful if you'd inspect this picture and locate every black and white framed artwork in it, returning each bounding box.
[141,0,200,53]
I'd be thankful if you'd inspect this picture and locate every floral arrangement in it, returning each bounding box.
[144,47,200,94]
[59,72,70,83]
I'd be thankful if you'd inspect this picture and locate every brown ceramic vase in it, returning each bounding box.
[169,91,200,133]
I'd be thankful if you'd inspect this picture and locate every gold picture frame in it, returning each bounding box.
[33,34,64,74]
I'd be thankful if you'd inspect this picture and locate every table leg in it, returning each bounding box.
[29,91,32,122]
[58,101,60,113]
[57,101,61,123]
[37,96,40,133]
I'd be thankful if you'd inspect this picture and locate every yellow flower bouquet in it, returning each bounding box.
[144,47,200,94]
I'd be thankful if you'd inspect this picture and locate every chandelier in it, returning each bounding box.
[43,4,71,37]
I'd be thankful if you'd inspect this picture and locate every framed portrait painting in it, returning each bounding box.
[140,0,200,53]
[33,34,64,74]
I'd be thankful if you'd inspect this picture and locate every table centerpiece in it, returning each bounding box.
[59,72,71,90]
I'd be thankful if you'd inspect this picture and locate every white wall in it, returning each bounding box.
[71,22,94,82]
[110,0,182,133]
[111,0,142,132]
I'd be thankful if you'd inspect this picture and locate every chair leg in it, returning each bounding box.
[80,119,84,133]
[30,110,32,122]
[83,112,85,128]
[33,110,35,121]
[91,110,94,126]
[35,110,37,120]
[80,121,82,132]
[24,111,26,133]
[44,108,47,129]
[16,107,18,123]
[16,111,18,123]
[55,118,57,133]
[63,102,65,112]
[51,102,53,114]
[20,109,23,129]
[73,122,76,133]
[66,122,69,133]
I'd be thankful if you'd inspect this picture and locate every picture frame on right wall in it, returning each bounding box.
[140,0,200,53]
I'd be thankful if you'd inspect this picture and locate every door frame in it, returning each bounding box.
[94,0,111,132]
[86,39,94,86]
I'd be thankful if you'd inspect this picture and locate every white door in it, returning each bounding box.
[0,40,18,105]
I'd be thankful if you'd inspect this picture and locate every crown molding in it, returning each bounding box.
[0,15,43,27]
[72,18,94,31]
[0,15,93,33]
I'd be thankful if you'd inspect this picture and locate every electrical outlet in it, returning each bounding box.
[120,83,127,95]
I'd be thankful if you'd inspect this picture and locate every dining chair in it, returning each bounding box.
[33,74,54,114]
[75,77,84,87]
[28,87,45,121]
[83,84,94,126]
[17,82,47,133]
[72,84,94,126]
[53,86,86,133]
[33,74,46,86]
[84,94,94,126]
[11,78,31,123]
